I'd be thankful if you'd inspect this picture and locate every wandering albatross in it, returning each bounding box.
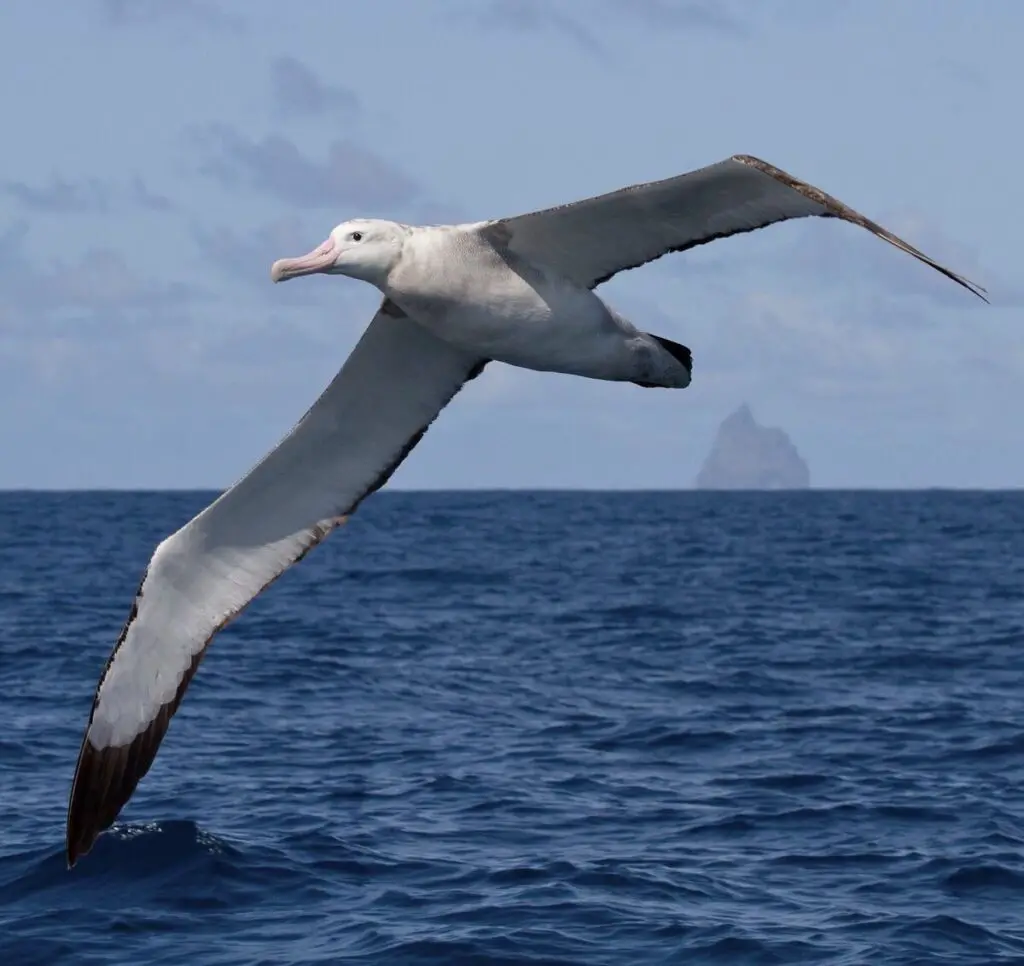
[65,154,987,867]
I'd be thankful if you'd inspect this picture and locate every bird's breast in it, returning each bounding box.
[393,263,603,364]
[387,230,630,376]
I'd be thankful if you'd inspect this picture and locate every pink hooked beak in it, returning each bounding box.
[269,237,338,283]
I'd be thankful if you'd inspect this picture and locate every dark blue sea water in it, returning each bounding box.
[1,490,1023,965]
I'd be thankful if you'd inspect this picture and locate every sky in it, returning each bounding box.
[0,0,1019,489]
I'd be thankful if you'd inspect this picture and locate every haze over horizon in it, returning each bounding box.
[0,1,1018,490]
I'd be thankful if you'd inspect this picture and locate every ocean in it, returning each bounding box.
[1,490,1022,965]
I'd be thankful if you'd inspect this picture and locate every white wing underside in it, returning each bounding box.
[66,300,485,865]
[494,154,987,300]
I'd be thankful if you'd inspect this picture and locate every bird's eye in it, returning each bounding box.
[350,231,363,242]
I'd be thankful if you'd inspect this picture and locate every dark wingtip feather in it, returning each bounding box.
[66,739,131,868]
[66,649,204,869]
[66,705,176,868]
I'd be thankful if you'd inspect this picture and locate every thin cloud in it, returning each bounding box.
[676,289,931,408]
[605,0,747,38]
[191,215,340,306]
[465,0,746,59]
[269,57,360,119]
[468,1,609,59]
[0,222,204,326]
[193,125,422,211]
[3,175,176,214]
[95,0,244,32]
[0,221,214,403]
[934,57,988,90]
[3,177,110,213]
[129,177,176,212]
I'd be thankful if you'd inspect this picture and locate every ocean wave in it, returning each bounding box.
[3,490,1024,964]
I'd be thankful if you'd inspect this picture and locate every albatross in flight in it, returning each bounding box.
[65,154,987,867]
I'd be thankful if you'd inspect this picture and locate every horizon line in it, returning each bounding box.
[0,486,1021,495]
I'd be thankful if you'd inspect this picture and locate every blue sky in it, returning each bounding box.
[0,0,1018,489]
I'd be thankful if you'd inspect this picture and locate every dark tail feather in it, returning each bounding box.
[649,334,692,375]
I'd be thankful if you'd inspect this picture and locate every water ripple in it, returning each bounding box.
[1,490,1023,964]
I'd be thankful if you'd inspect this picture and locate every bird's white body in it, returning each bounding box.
[387,223,690,387]
[64,152,986,868]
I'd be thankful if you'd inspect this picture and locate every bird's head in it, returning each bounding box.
[270,219,406,287]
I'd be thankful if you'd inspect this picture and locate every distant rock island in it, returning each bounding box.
[695,404,810,490]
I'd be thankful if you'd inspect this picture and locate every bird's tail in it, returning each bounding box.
[631,333,692,388]
[649,333,692,375]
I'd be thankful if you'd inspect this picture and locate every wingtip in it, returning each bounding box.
[65,796,95,870]
[65,729,122,873]
[65,826,86,870]
[951,273,989,303]
[948,266,989,303]
[731,153,992,305]
[65,732,95,870]
[64,818,95,870]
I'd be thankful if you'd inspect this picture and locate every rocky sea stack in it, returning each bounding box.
[695,404,810,490]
